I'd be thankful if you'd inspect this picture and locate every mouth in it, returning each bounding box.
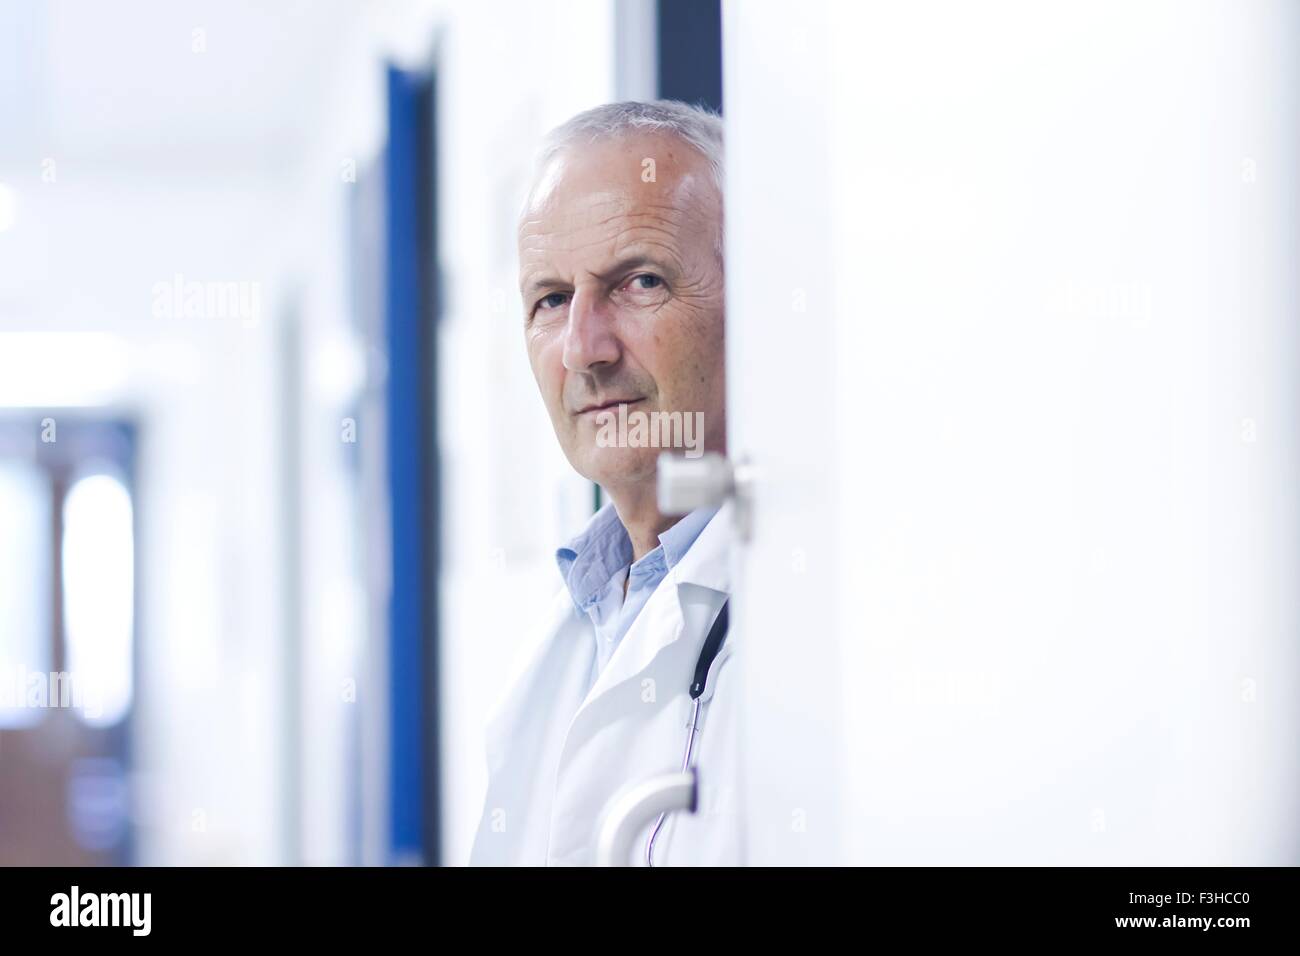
[574,397,644,418]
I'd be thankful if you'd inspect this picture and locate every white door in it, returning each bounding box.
[724,0,1300,864]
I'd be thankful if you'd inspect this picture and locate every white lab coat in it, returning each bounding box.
[469,501,743,866]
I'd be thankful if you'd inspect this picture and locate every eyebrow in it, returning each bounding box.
[521,253,670,299]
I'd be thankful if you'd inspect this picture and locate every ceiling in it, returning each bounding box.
[0,0,367,175]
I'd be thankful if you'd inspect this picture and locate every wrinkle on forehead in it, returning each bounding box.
[519,193,692,256]
[517,203,713,302]
[517,196,719,296]
[518,134,719,250]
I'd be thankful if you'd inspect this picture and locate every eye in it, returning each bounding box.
[613,273,668,310]
[535,291,569,313]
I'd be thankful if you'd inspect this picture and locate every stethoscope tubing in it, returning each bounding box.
[643,600,729,868]
[645,696,704,866]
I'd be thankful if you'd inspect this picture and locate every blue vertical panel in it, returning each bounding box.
[384,65,430,865]
[657,0,723,112]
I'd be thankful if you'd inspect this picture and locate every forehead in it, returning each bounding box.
[518,132,716,277]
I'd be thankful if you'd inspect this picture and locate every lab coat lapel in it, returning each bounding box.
[471,590,594,865]
[481,590,583,777]
[573,499,733,721]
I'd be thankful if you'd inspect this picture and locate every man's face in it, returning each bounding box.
[518,131,726,495]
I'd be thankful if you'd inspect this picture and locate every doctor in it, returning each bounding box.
[469,101,741,866]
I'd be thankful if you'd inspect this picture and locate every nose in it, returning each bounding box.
[561,286,622,373]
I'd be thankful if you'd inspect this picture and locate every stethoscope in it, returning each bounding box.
[644,600,730,867]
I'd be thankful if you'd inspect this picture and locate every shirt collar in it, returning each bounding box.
[555,501,721,612]
[658,504,719,571]
[555,502,631,612]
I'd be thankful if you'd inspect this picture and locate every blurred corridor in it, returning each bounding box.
[0,0,700,865]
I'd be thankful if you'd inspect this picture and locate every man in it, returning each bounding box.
[469,100,741,866]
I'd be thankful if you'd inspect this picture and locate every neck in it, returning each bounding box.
[607,482,678,563]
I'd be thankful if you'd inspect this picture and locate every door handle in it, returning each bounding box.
[656,451,754,540]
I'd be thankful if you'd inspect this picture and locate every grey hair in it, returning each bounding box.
[522,100,725,254]
[534,99,724,200]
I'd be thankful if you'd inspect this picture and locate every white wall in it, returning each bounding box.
[729,0,1300,864]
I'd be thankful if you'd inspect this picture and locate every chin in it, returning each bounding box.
[571,444,659,490]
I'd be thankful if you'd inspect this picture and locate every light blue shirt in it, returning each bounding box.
[556,502,719,692]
